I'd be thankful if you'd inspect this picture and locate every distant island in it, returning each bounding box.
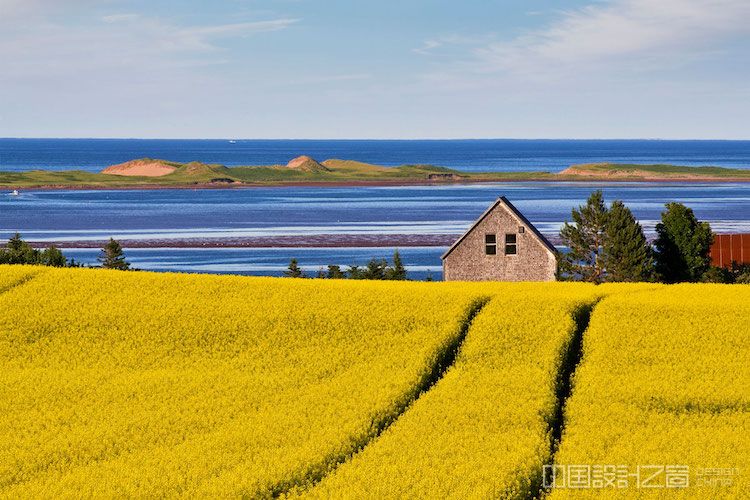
[2,156,750,189]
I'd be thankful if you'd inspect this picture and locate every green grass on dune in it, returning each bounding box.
[565,162,750,178]
[1,159,748,189]
[0,158,550,188]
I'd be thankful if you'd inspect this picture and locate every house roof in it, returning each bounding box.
[441,196,557,260]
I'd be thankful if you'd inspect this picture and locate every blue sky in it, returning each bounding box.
[1,0,749,139]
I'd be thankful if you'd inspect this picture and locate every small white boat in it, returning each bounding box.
[10,190,19,196]
[229,140,237,144]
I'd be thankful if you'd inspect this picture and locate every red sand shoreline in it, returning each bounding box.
[21,234,465,249]
[6,175,750,192]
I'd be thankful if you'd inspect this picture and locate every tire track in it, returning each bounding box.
[268,296,490,498]
[539,299,600,499]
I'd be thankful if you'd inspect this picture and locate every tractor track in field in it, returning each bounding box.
[0,271,44,296]
[539,299,599,499]
[267,296,490,498]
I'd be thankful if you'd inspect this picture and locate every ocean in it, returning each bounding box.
[2,138,750,173]
[2,139,750,279]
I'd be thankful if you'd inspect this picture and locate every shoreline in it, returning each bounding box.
[6,175,750,191]
[4,160,750,189]
[18,234,463,249]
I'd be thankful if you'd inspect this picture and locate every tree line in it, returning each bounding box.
[283,250,412,280]
[558,190,749,284]
[0,234,131,270]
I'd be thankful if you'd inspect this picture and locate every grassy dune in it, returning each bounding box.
[1,158,749,189]
[0,158,550,188]
[559,162,750,180]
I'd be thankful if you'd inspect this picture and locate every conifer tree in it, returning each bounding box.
[40,245,67,267]
[602,201,653,282]
[1,233,37,264]
[98,238,130,270]
[385,249,407,280]
[346,265,364,279]
[653,202,713,283]
[364,258,388,280]
[558,191,609,283]
[283,258,304,278]
[326,265,345,279]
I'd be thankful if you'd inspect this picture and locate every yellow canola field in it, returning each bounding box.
[0,266,486,497]
[1,265,747,500]
[0,265,43,293]
[550,285,750,499]
[300,285,600,499]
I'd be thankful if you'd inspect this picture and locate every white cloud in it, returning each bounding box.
[286,73,372,85]
[183,19,299,37]
[0,14,300,80]
[476,0,750,76]
[413,40,443,56]
[0,0,99,20]
[102,14,141,24]
[412,34,496,56]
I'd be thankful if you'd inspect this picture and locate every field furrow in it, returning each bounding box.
[297,285,600,499]
[0,267,485,497]
[0,266,43,294]
[550,285,750,498]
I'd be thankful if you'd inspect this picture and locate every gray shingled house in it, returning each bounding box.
[442,197,557,282]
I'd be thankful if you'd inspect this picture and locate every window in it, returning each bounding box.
[505,233,517,255]
[485,234,497,255]
[518,226,525,234]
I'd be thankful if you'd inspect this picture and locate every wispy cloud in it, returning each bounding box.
[412,40,443,56]
[102,14,141,24]
[475,0,750,76]
[0,0,97,20]
[184,19,299,37]
[287,73,372,85]
[1,13,300,80]
[412,34,496,56]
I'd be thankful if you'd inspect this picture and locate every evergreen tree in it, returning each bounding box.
[385,249,407,280]
[736,267,750,284]
[700,266,733,284]
[346,265,364,279]
[364,258,388,280]
[98,238,130,270]
[602,201,653,282]
[326,265,345,279]
[1,233,38,264]
[558,191,609,283]
[283,258,304,278]
[653,202,713,283]
[40,245,67,267]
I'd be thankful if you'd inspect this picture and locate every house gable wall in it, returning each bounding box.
[443,202,556,282]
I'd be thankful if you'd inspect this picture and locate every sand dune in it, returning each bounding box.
[102,159,178,177]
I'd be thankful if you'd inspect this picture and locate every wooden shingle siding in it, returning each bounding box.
[442,197,557,282]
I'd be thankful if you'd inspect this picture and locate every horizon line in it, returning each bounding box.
[2,137,750,142]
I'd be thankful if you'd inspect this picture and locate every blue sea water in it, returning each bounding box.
[3,139,750,279]
[61,247,445,281]
[4,182,750,279]
[2,138,750,172]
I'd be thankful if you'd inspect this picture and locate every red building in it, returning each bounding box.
[710,234,750,268]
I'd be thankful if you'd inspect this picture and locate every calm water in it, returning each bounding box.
[3,139,750,278]
[3,182,750,279]
[2,139,750,172]
[63,247,445,281]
